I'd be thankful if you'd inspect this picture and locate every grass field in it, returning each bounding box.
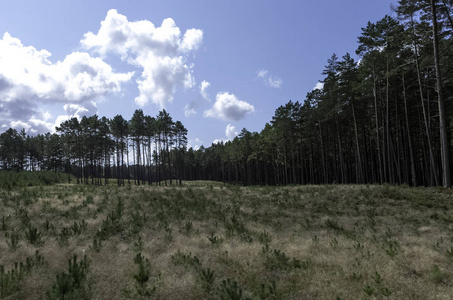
[1,181,453,299]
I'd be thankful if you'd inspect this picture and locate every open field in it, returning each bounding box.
[1,182,453,299]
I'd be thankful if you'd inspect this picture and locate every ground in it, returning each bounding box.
[1,181,453,299]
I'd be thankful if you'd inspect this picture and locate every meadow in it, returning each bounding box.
[1,177,453,299]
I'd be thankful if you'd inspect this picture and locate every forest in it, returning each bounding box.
[1,0,453,187]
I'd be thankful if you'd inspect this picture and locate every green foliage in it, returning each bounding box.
[45,255,90,300]
[263,248,305,270]
[256,281,283,300]
[132,235,144,252]
[207,232,223,245]
[218,278,251,300]
[200,267,216,293]
[58,227,72,245]
[430,265,448,284]
[5,229,21,251]
[0,251,46,299]
[91,235,102,253]
[171,250,201,269]
[70,220,87,236]
[383,240,399,257]
[258,230,272,244]
[363,285,374,297]
[132,253,157,296]
[225,215,247,237]
[25,225,43,245]
[0,171,69,190]
[0,216,7,231]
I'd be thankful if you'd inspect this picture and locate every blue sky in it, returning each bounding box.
[0,0,396,149]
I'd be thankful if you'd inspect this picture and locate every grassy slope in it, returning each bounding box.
[0,182,453,299]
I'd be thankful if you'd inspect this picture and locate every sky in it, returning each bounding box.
[0,0,397,149]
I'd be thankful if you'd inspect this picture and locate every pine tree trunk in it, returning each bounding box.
[431,0,451,188]
[402,74,417,186]
[411,14,440,186]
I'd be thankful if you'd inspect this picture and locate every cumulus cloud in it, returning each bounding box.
[184,101,198,118]
[204,92,254,121]
[257,69,282,88]
[313,82,324,90]
[81,9,203,108]
[0,32,132,134]
[64,101,98,118]
[188,137,203,150]
[212,123,239,145]
[200,80,210,101]
[225,124,238,140]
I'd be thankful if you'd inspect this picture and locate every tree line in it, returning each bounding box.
[0,109,188,186]
[185,0,453,187]
[1,0,452,187]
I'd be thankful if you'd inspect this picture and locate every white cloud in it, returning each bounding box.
[0,32,132,134]
[200,80,210,101]
[212,123,239,145]
[257,69,268,78]
[184,101,198,118]
[268,77,282,88]
[225,124,238,140]
[188,137,203,150]
[313,82,324,90]
[257,69,282,88]
[204,92,254,121]
[181,29,203,53]
[81,9,203,108]
[63,101,98,118]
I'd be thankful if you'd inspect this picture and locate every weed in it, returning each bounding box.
[330,237,339,249]
[239,232,253,243]
[208,232,223,245]
[132,253,157,296]
[263,248,303,271]
[1,215,8,231]
[384,240,399,257]
[218,278,251,300]
[5,229,21,251]
[446,246,453,260]
[171,250,201,269]
[182,220,193,235]
[430,265,448,284]
[58,227,72,245]
[363,285,374,297]
[256,281,283,300]
[354,242,364,252]
[132,235,144,252]
[325,218,343,232]
[91,235,102,253]
[0,250,46,299]
[200,267,216,293]
[134,253,150,288]
[258,230,272,244]
[312,235,319,244]
[25,225,43,245]
[70,220,87,236]
[45,255,90,300]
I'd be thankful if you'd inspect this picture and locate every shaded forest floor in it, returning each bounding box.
[1,182,453,299]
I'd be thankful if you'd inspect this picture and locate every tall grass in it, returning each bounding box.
[0,182,452,299]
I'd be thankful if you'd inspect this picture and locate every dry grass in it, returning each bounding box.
[1,182,453,299]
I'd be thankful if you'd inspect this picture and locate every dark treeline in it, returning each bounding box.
[0,109,188,186]
[1,0,452,187]
[186,0,453,187]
